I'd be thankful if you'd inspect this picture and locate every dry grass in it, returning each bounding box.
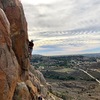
[54,68,75,73]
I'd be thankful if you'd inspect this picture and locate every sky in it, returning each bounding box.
[21,0,100,56]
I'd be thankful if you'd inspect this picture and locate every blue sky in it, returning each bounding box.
[21,0,100,56]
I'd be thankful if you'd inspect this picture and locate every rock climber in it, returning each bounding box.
[28,40,34,58]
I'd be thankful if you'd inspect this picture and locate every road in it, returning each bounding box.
[78,68,100,84]
[73,67,100,84]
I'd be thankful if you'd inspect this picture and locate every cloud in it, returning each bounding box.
[22,0,100,31]
[21,0,100,55]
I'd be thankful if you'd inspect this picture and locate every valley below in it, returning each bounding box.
[31,54,100,100]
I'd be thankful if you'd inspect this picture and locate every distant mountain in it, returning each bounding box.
[32,54,43,57]
[81,53,100,57]
[33,53,100,58]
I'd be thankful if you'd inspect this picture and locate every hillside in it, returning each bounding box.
[31,54,98,69]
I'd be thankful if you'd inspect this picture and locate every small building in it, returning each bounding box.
[96,59,100,62]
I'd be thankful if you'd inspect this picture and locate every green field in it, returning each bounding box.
[54,68,75,73]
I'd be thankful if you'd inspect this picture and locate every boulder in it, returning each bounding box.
[13,82,32,100]
[26,80,38,99]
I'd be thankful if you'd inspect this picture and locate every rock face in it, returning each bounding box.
[0,8,18,100]
[0,0,29,73]
[0,0,63,100]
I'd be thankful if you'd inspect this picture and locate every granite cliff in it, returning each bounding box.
[0,0,62,100]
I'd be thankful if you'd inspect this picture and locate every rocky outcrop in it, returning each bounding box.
[29,66,48,98]
[29,65,63,100]
[30,65,47,85]
[0,0,29,79]
[0,0,63,100]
